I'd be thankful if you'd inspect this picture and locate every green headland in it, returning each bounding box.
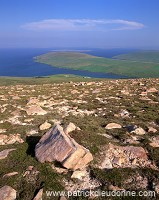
[35,51,159,78]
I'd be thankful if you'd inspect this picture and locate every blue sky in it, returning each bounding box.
[0,0,159,49]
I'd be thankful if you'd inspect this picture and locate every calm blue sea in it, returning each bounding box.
[0,48,136,78]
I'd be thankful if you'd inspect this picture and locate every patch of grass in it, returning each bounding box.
[63,115,109,154]
[0,74,99,86]
[0,142,64,200]
[113,51,159,63]
[92,167,135,188]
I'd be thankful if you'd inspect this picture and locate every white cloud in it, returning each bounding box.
[22,19,145,31]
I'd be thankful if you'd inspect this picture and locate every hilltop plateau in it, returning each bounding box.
[0,77,159,199]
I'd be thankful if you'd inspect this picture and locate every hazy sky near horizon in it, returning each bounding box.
[0,0,159,49]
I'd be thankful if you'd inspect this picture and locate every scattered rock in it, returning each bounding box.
[51,119,61,125]
[71,169,87,180]
[24,118,34,122]
[0,149,16,160]
[119,109,130,118]
[7,116,24,125]
[0,128,7,133]
[124,174,148,190]
[27,165,34,171]
[98,133,113,139]
[149,136,159,147]
[39,121,51,131]
[3,172,18,178]
[12,95,21,100]
[148,126,157,133]
[35,125,93,170]
[99,143,154,169]
[149,142,159,148]
[26,129,38,136]
[0,134,24,145]
[27,98,40,105]
[108,185,125,191]
[11,109,21,117]
[64,122,77,134]
[121,90,130,95]
[126,125,146,135]
[23,166,40,184]
[0,185,16,200]
[123,136,140,145]
[51,164,68,174]
[100,157,113,169]
[146,88,158,93]
[26,105,47,115]
[60,196,68,200]
[105,123,122,129]
[33,188,43,200]
[64,169,101,192]
[154,184,159,193]
[132,127,146,135]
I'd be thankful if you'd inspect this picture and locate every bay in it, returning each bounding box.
[0,48,131,78]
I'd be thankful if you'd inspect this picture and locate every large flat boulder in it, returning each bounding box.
[35,125,93,170]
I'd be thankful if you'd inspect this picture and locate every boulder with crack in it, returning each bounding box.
[35,125,93,170]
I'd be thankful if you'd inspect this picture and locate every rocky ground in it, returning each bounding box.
[0,78,159,199]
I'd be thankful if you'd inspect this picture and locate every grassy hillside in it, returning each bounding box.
[113,51,159,63]
[0,78,159,199]
[35,52,159,78]
[0,74,96,86]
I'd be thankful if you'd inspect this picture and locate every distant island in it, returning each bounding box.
[35,51,159,78]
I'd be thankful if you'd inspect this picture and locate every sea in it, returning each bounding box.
[0,48,137,78]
